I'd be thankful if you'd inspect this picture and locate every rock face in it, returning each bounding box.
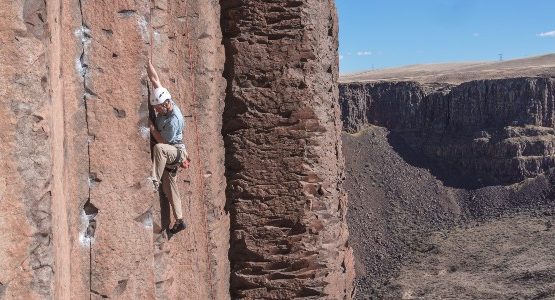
[221,0,354,299]
[1,0,229,299]
[0,1,55,298]
[0,0,353,299]
[340,78,555,185]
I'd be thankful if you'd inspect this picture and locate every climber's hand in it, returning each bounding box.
[180,158,191,170]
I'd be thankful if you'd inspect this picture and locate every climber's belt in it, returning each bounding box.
[169,140,183,146]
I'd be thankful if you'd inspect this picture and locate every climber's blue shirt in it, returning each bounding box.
[155,100,184,145]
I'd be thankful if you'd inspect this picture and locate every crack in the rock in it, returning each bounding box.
[76,1,96,299]
[83,200,98,239]
[90,289,109,298]
[133,208,153,228]
[112,279,128,297]
[118,9,136,17]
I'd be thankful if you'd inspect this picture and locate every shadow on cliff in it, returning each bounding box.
[387,132,492,190]
[158,190,171,231]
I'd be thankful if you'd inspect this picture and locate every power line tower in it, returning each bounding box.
[498,53,503,62]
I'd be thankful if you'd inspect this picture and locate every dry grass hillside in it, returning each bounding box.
[341,54,555,84]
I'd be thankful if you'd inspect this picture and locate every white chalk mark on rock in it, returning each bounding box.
[139,126,150,140]
[138,16,149,41]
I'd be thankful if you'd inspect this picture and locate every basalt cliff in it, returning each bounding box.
[341,77,555,186]
[0,0,354,299]
[340,61,555,298]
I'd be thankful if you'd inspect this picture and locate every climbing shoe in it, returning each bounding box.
[148,177,160,192]
[169,219,186,234]
[153,181,160,192]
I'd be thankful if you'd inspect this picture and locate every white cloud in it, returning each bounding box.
[357,51,372,56]
[538,30,555,37]
[472,32,480,37]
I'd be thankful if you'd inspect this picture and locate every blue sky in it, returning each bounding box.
[337,0,555,73]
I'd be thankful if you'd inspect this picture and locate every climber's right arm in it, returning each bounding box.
[147,59,162,89]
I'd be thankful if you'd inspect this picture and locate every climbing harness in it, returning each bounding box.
[148,1,215,298]
[165,149,182,169]
[165,146,188,172]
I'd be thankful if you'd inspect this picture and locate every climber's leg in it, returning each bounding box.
[162,169,183,220]
[151,143,178,183]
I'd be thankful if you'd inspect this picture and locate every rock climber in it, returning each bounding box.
[147,59,189,235]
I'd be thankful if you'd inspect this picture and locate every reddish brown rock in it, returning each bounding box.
[1,0,352,298]
[79,1,229,299]
[221,0,355,298]
[1,0,229,299]
[0,0,57,298]
[147,1,230,299]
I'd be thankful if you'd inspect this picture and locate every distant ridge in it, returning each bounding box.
[340,53,555,84]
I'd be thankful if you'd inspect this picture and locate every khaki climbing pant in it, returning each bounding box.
[151,143,188,220]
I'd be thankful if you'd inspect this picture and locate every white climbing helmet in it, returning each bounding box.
[151,87,171,106]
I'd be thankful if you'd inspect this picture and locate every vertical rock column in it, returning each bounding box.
[1,0,230,299]
[149,0,229,299]
[221,0,355,299]
[0,1,54,298]
[74,0,232,297]
[76,1,158,298]
[77,1,230,298]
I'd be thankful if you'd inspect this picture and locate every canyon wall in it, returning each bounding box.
[340,78,555,185]
[0,0,353,299]
[340,77,555,298]
[221,0,354,298]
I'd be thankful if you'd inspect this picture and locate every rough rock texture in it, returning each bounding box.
[343,126,555,299]
[1,0,229,299]
[1,0,354,299]
[0,1,55,298]
[221,0,355,299]
[340,78,555,186]
[340,73,555,298]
